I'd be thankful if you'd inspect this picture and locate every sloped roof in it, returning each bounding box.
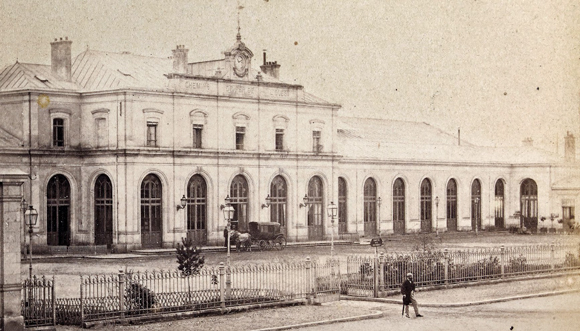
[72,50,172,91]
[337,117,563,165]
[0,62,80,91]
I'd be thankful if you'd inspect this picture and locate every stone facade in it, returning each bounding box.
[0,35,578,253]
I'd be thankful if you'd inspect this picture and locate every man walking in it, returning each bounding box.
[401,272,423,318]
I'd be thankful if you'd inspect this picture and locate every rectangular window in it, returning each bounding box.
[312,130,321,152]
[236,126,245,150]
[193,124,203,148]
[147,122,157,147]
[275,129,284,151]
[53,118,64,147]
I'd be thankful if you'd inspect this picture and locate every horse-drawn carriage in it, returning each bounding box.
[233,221,287,251]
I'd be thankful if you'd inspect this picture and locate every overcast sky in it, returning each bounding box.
[1,0,578,152]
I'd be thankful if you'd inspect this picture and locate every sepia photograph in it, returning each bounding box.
[0,0,579,330]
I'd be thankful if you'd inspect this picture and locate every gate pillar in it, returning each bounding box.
[0,171,28,331]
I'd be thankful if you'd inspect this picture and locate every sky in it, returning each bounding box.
[1,0,579,152]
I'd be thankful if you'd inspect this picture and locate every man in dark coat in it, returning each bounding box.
[401,272,423,318]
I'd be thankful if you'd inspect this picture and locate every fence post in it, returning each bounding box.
[118,270,125,320]
[444,248,449,285]
[500,245,505,278]
[379,252,385,291]
[80,275,84,325]
[373,254,379,298]
[219,262,225,308]
[550,242,555,271]
[306,257,312,304]
[52,276,56,327]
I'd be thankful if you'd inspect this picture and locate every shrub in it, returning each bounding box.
[125,282,156,313]
[176,237,205,277]
[508,226,519,234]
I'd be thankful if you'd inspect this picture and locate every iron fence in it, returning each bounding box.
[23,258,340,326]
[345,243,580,297]
[21,276,55,328]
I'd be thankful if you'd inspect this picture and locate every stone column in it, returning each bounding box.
[0,172,27,331]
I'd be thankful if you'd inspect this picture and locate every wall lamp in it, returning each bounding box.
[176,195,187,211]
[220,195,232,210]
[299,194,311,208]
[261,194,271,209]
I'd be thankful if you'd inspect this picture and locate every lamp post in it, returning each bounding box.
[474,197,480,236]
[327,201,338,257]
[222,196,234,294]
[377,197,382,237]
[24,205,38,279]
[435,196,440,237]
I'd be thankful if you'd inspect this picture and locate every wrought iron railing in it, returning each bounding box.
[345,243,580,297]
[21,276,55,328]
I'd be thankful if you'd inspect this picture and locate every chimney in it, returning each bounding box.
[260,51,281,79]
[51,37,72,81]
[172,45,189,74]
[564,131,576,162]
[522,137,534,147]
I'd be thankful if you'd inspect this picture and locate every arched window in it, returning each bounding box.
[338,177,347,234]
[307,176,324,240]
[471,179,482,231]
[187,175,207,245]
[141,174,162,248]
[363,178,377,236]
[47,174,71,246]
[230,175,249,232]
[420,179,432,232]
[393,178,405,234]
[520,179,538,232]
[94,174,113,245]
[270,176,287,234]
[446,179,457,231]
[495,180,505,229]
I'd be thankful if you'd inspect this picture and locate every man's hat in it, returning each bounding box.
[407,273,413,277]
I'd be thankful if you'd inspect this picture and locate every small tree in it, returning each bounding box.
[176,237,205,276]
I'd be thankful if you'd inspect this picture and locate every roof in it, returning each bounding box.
[337,117,563,165]
[0,62,81,91]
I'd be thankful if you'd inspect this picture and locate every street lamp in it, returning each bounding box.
[474,197,480,235]
[176,195,187,211]
[222,197,234,294]
[24,205,38,279]
[299,194,310,208]
[327,201,338,257]
[377,197,382,237]
[435,196,440,237]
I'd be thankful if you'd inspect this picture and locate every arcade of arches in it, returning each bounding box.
[41,173,541,248]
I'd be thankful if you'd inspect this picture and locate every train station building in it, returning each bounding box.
[0,34,578,252]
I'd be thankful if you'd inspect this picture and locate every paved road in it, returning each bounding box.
[299,293,580,331]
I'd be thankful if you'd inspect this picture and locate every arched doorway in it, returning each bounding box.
[446,179,457,231]
[363,178,377,236]
[141,174,162,248]
[307,176,324,240]
[520,179,538,232]
[471,179,482,231]
[94,174,113,246]
[269,176,287,235]
[420,179,432,232]
[338,177,347,235]
[47,174,71,246]
[187,175,207,245]
[393,178,405,234]
[495,180,505,229]
[230,175,249,232]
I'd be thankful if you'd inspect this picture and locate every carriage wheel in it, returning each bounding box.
[274,236,287,250]
[258,240,267,251]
